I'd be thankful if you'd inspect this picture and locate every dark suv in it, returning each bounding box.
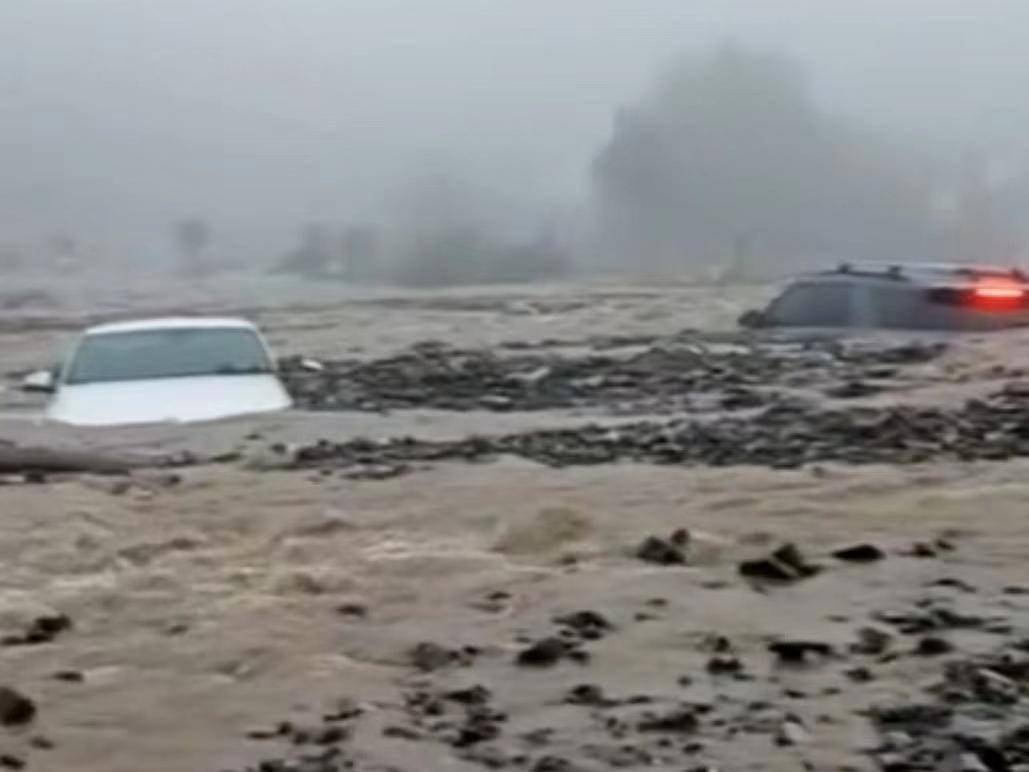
[740,263,1029,332]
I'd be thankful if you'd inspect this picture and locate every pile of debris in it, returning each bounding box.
[279,338,944,415]
[277,389,1029,477]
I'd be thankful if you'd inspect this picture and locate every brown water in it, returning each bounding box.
[2,275,1028,771]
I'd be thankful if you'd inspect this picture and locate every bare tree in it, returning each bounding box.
[173,218,213,276]
[340,224,380,282]
[51,233,78,272]
[274,223,334,277]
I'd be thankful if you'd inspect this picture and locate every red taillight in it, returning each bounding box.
[974,286,1024,299]
[969,282,1026,310]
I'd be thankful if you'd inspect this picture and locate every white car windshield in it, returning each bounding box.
[66,327,273,384]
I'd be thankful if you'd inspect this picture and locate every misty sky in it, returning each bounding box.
[2,0,1028,259]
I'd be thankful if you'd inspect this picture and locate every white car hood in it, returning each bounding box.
[46,374,292,427]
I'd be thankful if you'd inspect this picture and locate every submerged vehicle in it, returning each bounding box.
[25,317,292,426]
[740,263,1029,332]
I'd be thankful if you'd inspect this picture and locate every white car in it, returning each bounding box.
[26,317,293,426]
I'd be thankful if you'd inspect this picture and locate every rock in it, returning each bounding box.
[311,726,348,745]
[739,543,820,583]
[915,637,954,657]
[554,610,612,641]
[670,528,691,547]
[944,663,1021,705]
[874,608,960,635]
[700,634,732,654]
[768,640,834,664]
[832,543,886,563]
[636,536,685,566]
[929,578,977,593]
[565,684,608,707]
[445,686,492,706]
[322,697,363,723]
[637,707,699,733]
[409,642,459,672]
[775,720,809,746]
[336,603,369,619]
[0,687,36,726]
[875,751,910,770]
[706,656,744,675]
[0,613,72,647]
[845,666,875,683]
[516,638,571,668]
[522,728,554,748]
[852,626,893,656]
[908,542,940,558]
[450,706,506,748]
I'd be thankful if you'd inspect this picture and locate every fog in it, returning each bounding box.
[2,0,1029,281]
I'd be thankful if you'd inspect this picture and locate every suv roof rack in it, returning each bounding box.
[825,262,1027,284]
[826,262,908,281]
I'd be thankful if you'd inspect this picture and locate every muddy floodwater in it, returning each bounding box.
[3,275,1029,772]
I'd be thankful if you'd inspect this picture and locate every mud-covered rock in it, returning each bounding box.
[833,543,886,563]
[637,707,700,734]
[553,610,613,641]
[739,543,821,583]
[1,613,72,647]
[0,686,36,726]
[516,637,575,668]
[768,640,834,665]
[410,641,462,672]
[914,636,954,657]
[565,684,609,707]
[636,535,686,566]
[852,626,894,656]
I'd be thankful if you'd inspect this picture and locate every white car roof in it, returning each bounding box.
[85,316,258,336]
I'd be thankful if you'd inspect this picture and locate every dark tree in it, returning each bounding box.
[592,44,937,272]
[173,218,213,276]
[51,234,79,271]
[340,224,380,282]
[275,223,334,276]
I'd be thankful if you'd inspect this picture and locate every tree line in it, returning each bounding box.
[9,44,1027,284]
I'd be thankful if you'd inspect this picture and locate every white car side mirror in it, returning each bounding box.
[21,369,56,394]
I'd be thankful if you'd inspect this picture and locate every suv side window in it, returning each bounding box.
[862,284,926,328]
[767,281,853,327]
